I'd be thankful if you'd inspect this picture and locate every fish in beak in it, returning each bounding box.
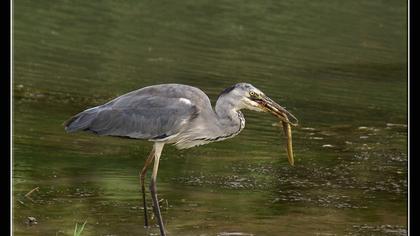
[258,95,298,126]
[252,95,298,166]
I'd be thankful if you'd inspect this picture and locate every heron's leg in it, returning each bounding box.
[140,146,156,227]
[150,142,166,236]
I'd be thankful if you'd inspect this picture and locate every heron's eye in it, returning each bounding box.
[249,91,256,97]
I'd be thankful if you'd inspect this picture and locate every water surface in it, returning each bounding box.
[13,0,407,235]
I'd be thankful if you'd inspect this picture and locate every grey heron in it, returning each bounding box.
[64,83,298,236]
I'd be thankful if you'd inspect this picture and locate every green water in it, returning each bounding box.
[13,0,407,235]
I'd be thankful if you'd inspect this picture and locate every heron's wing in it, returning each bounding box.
[114,83,213,111]
[65,95,199,139]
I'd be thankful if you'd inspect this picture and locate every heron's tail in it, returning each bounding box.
[63,107,99,133]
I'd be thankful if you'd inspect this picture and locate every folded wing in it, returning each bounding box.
[65,95,199,140]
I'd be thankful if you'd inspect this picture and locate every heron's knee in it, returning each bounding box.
[140,174,146,184]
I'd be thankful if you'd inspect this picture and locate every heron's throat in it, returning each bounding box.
[214,100,245,138]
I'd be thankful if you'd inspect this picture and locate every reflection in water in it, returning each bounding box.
[13,0,406,235]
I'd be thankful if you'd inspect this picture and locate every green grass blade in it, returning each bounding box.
[73,220,87,236]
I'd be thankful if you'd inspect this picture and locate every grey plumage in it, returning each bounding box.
[65,83,297,236]
[65,83,243,149]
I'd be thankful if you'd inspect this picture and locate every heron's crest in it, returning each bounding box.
[217,83,255,99]
[217,84,236,99]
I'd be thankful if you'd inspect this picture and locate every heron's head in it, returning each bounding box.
[218,83,298,126]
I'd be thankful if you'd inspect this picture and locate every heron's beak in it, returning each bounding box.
[256,95,298,127]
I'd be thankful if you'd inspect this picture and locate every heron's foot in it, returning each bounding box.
[158,198,169,211]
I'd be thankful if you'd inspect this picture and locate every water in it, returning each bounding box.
[13,0,407,235]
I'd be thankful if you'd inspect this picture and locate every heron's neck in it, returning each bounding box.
[214,98,245,136]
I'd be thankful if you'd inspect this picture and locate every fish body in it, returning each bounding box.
[276,113,295,166]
